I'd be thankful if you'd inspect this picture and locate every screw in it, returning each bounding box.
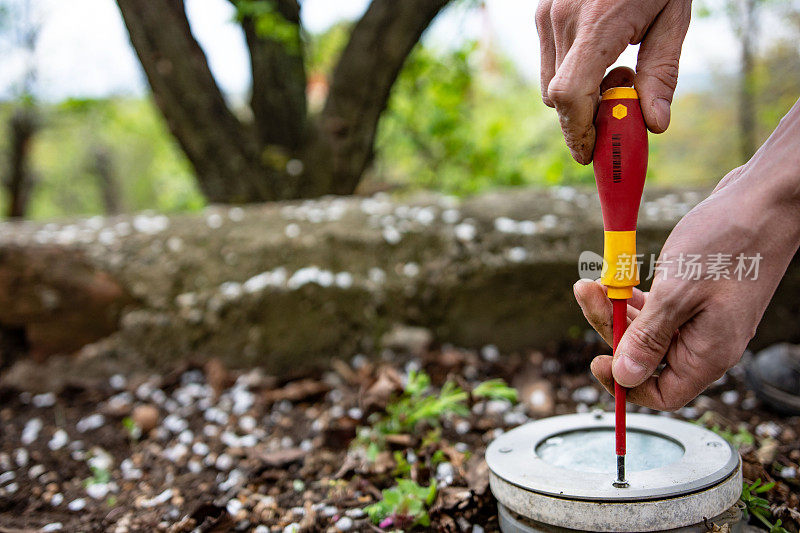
[707,441,721,447]
[499,447,512,453]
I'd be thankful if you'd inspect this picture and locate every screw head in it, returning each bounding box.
[499,447,512,454]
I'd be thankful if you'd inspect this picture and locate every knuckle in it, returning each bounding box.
[549,0,571,27]
[642,58,680,93]
[535,2,551,30]
[661,396,686,412]
[545,79,577,106]
[627,323,670,360]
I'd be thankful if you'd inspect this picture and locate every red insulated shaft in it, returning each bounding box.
[612,298,628,457]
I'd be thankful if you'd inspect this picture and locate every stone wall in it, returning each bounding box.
[1,187,798,378]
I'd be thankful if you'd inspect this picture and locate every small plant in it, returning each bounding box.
[375,370,469,435]
[741,479,788,533]
[84,463,111,487]
[473,378,518,403]
[694,414,754,448]
[121,417,141,441]
[365,478,437,529]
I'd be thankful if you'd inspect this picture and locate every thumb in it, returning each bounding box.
[634,0,691,133]
[612,293,685,387]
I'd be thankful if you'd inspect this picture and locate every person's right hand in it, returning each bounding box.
[571,98,800,409]
[536,0,692,163]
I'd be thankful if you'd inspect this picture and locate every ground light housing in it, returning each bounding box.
[486,412,743,532]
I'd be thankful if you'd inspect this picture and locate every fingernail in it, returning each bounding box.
[612,354,647,387]
[653,98,671,132]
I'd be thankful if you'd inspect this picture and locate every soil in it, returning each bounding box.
[0,338,797,532]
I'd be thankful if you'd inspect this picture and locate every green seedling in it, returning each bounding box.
[122,417,141,441]
[375,370,469,435]
[473,378,518,403]
[365,478,437,530]
[84,463,111,487]
[741,479,788,533]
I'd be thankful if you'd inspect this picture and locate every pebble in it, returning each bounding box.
[33,392,57,408]
[215,453,234,471]
[140,488,172,508]
[4,482,17,493]
[28,464,46,479]
[163,414,189,434]
[254,526,269,533]
[283,524,300,533]
[68,498,87,511]
[335,516,354,531]
[473,525,485,533]
[86,483,111,500]
[132,404,160,433]
[720,390,739,406]
[109,374,127,390]
[436,462,455,486]
[454,222,476,242]
[77,414,106,433]
[226,499,243,515]
[481,345,500,362]
[345,508,365,518]
[320,505,338,517]
[14,448,29,467]
[781,467,797,479]
[572,386,599,404]
[756,421,781,439]
[48,429,69,451]
[51,493,64,506]
[42,523,63,532]
[0,472,14,484]
[21,418,43,445]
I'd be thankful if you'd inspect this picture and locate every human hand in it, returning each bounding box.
[536,0,692,163]
[574,158,800,410]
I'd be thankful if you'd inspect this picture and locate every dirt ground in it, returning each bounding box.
[0,337,797,532]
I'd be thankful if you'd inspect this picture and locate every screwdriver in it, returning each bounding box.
[592,86,648,487]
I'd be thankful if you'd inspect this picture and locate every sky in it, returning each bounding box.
[1,0,747,101]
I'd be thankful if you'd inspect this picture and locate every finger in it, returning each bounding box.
[574,279,613,345]
[547,33,629,164]
[600,66,635,93]
[590,355,615,396]
[612,290,690,388]
[535,0,556,106]
[551,0,577,70]
[635,0,691,133]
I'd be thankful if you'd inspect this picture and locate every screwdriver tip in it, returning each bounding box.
[613,455,629,488]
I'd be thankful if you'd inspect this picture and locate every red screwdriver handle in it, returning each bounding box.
[593,87,648,232]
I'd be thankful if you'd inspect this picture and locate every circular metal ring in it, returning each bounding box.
[486,412,739,501]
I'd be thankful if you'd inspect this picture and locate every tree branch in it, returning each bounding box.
[116,0,283,202]
[309,0,453,196]
[237,0,308,150]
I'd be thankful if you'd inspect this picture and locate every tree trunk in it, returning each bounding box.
[91,146,123,215]
[738,0,758,162]
[240,0,308,151]
[116,0,282,203]
[116,0,453,203]
[5,107,38,218]
[303,0,452,197]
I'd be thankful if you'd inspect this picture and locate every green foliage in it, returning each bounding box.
[234,0,301,54]
[0,98,203,219]
[364,478,437,529]
[473,378,518,403]
[695,413,755,448]
[121,417,141,441]
[375,370,469,435]
[84,463,111,487]
[741,479,788,533]
[375,42,592,195]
